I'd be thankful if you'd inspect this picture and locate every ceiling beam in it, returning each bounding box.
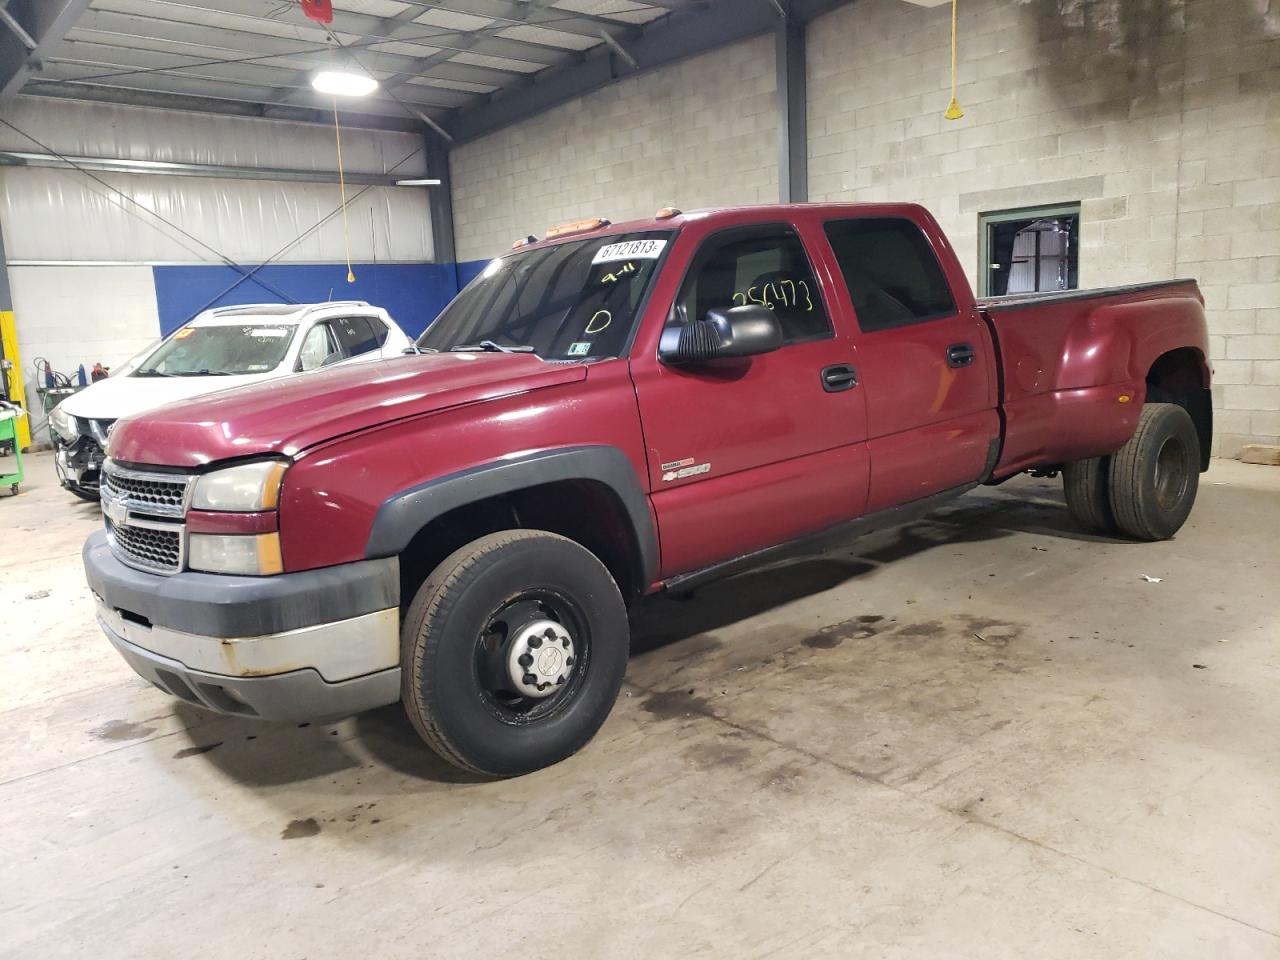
[141,0,571,65]
[0,149,420,186]
[68,10,521,86]
[449,0,854,143]
[18,87,425,133]
[0,0,92,101]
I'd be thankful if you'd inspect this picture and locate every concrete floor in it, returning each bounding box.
[2,449,1278,959]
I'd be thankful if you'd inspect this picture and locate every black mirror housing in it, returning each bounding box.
[659,305,784,364]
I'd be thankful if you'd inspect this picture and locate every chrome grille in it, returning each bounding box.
[101,460,193,575]
[107,519,183,574]
[101,461,191,518]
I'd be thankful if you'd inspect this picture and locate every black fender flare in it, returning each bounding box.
[364,445,658,587]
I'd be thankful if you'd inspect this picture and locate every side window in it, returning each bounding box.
[823,218,956,333]
[297,322,338,371]
[331,316,380,357]
[676,226,832,343]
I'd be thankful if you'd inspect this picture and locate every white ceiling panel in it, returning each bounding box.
[497,24,600,51]
[412,8,495,32]
[449,50,545,73]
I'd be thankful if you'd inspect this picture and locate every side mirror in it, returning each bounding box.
[659,305,784,364]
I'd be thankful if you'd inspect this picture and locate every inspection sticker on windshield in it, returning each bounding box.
[592,238,666,264]
[249,327,289,337]
[568,342,592,357]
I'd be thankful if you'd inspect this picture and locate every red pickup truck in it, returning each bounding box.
[85,203,1211,777]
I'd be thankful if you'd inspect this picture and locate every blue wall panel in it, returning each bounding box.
[152,261,487,340]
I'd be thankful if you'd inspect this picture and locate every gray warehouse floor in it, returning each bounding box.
[3,451,1278,959]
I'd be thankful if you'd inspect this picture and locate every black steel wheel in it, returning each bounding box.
[401,530,629,777]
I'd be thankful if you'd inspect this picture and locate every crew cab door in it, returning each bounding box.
[630,218,869,578]
[820,215,999,512]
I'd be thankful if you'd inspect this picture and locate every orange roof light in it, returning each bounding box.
[511,235,539,249]
[544,217,611,240]
[654,207,682,219]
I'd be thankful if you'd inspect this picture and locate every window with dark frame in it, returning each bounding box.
[980,204,1080,297]
[676,226,833,344]
[823,217,957,333]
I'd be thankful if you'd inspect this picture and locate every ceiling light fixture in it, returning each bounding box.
[312,70,378,97]
[395,179,442,186]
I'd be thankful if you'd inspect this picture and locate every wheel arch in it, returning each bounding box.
[366,446,657,606]
[1145,347,1212,470]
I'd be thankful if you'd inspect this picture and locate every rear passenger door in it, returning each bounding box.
[822,216,998,512]
[330,316,387,363]
[631,221,869,578]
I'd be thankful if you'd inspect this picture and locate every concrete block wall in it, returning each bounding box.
[450,35,779,262]
[807,0,1280,457]
[447,0,1279,456]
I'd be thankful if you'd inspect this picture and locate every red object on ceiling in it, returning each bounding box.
[300,0,333,24]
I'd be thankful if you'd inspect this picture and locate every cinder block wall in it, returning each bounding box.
[449,0,1279,456]
[807,0,1280,457]
[451,35,779,262]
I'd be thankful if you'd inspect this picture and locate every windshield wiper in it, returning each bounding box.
[172,369,232,376]
[450,340,536,354]
[132,368,173,378]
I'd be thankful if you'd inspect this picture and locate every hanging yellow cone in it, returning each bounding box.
[347,269,356,283]
[944,0,963,121]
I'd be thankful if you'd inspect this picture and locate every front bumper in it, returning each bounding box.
[84,531,402,722]
[54,435,104,489]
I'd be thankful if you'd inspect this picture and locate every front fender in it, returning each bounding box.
[364,444,658,586]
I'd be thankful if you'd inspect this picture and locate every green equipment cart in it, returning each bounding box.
[0,403,24,495]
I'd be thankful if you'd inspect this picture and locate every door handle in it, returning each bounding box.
[821,364,858,392]
[947,343,976,368]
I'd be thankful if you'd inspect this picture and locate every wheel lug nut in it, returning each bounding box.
[518,653,533,667]
[544,628,556,639]
[556,676,565,685]
[522,673,537,685]
[561,638,570,648]
[565,657,574,666]
[529,637,542,649]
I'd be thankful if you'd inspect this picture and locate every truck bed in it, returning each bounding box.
[976,278,1206,478]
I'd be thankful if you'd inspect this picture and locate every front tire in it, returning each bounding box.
[1109,402,1200,541]
[65,481,100,502]
[401,530,629,777]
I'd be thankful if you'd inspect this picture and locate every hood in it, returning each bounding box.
[59,370,277,422]
[109,352,587,468]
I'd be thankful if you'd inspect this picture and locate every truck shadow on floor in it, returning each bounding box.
[166,485,1102,787]
[630,484,1106,655]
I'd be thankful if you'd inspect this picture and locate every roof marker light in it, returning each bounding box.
[655,207,682,219]
[544,217,611,240]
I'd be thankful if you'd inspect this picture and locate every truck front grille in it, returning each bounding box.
[100,470,189,514]
[101,461,193,575]
[107,518,183,574]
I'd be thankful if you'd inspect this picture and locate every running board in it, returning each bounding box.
[662,482,979,593]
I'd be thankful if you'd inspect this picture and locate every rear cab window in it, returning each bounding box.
[675,225,832,344]
[823,218,956,333]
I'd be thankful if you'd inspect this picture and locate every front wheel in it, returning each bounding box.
[65,481,100,502]
[401,530,629,777]
[1109,402,1200,541]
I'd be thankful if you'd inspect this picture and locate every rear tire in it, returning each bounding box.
[1109,403,1200,541]
[1062,456,1116,534]
[401,530,629,777]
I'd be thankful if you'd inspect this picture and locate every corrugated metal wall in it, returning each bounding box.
[0,97,439,426]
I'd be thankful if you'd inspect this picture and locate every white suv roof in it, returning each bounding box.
[192,302,377,326]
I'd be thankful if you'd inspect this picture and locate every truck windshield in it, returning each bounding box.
[418,231,671,360]
[133,324,297,377]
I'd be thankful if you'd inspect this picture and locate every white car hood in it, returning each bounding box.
[58,370,280,422]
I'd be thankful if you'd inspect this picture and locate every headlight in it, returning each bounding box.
[191,460,288,512]
[49,403,77,441]
[188,533,283,576]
